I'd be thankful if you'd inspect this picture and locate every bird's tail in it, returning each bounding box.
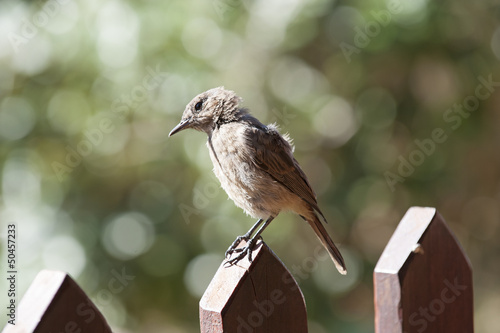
[307,215,347,275]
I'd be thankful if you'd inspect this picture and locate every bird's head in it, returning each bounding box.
[169,87,242,137]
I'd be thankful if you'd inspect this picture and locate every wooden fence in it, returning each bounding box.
[1,207,473,332]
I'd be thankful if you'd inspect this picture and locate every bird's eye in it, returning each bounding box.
[194,101,203,111]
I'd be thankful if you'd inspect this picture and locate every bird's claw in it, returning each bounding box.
[225,235,249,258]
[225,242,255,266]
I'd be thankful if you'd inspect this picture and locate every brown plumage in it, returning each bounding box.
[169,87,346,275]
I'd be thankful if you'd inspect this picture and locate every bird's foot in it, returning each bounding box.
[225,234,249,258]
[224,238,258,266]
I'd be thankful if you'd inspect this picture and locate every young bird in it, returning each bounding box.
[169,87,346,275]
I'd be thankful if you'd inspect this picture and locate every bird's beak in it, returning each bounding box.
[169,118,192,137]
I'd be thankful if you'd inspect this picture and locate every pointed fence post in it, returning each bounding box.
[200,240,308,333]
[1,270,112,333]
[374,207,473,333]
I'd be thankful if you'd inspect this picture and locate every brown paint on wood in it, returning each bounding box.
[2,270,112,333]
[374,207,473,333]
[200,240,307,333]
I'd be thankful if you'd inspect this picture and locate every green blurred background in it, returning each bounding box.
[1,0,499,332]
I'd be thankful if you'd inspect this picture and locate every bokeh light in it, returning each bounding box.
[0,97,36,141]
[42,235,87,277]
[1,0,500,332]
[183,253,223,298]
[102,212,155,260]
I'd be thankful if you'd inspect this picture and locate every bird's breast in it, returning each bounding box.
[206,123,307,219]
[208,125,255,187]
[207,124,272,217]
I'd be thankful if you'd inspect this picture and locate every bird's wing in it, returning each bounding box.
[245,124,326,221]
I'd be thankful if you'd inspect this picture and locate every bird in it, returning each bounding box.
[169,87,346,275]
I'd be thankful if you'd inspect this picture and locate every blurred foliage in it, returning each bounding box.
[1,0,500,332]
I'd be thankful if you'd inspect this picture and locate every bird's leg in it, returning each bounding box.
[225,218,264,258]
[226,216,275,266]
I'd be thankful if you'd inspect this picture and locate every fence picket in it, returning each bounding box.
[2,206,475,333]
[200,240,308,333]
[1,270,112,333]
[374,207,473,333]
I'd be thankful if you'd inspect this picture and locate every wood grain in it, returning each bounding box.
[374,207,473,333]
[200,240,308,332]
[1,270,112,333]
